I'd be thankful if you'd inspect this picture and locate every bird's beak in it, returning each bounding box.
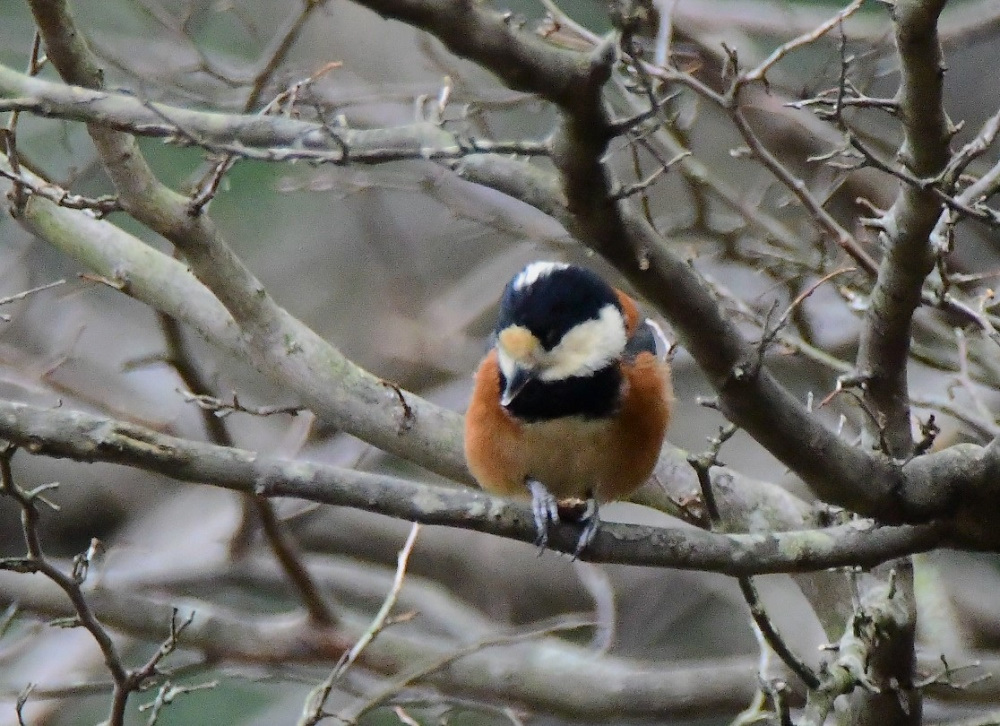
[501,365,536,407]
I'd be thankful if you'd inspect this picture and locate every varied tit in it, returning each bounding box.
[464,261,673,555]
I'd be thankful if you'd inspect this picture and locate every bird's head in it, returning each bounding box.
[493,262,627,408]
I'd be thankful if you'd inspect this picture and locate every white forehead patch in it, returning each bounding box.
[539,304,626,381]
[512,261,569,291]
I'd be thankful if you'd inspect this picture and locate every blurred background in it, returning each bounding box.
[2,0,1000,723]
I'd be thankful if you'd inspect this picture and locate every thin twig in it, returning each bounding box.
[687,432,822,691]
[612,149,689,201]
[0,165,121,216]
[177,389,304,419]
[15,685,32,726]
[741,0,865,86]
[753,267,857,363]
[701,270,853,375]
[189,0,330,213]
[158,313,336,626]
[687,424,736,525]
[0,444,130,723]
[0,279,66,322]
[300,522,421,726]
[944,106,1000,184]
[335,522,421,677]
[245,1,329,111]
[336,617,597,723]
[775,267,856,333]
[139,679,218,726]
[3,31,43,215]
[726,105,878,275]
[952,328,998,431]
[848,132,999,227]
[738,578,821,690]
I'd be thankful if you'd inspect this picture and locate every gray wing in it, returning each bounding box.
[623,320,658,361]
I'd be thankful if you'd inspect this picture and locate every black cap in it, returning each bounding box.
[495,263,621,350]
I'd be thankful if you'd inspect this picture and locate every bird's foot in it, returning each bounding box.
[527,479,560,552]
[525,482,600,558]
[568,497,599,560]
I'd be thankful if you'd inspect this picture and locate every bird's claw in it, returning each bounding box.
[527,479,560,552]
[572,498,599,560]
[526,481,601,558]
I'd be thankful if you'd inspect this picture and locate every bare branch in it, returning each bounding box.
[0,279,66,322]
[741,0,865,86]
[688,427,822,691]
[302,523,421,726]
[1,150,470,483]
[159,313,338,627]
[0,64,548,165]
[856,0,951,458]
[139,679,218,726]
[243,1,329,111]
[336,618,598,723]
[0,567,759,720]
[0,164,120,215]
[349,0,593,109]
[0,399,950,572]
[4,554,998,719]
[0,445,128,689]
[177,389,305,419]
[0,445,190,726]
[943,106,1000,185]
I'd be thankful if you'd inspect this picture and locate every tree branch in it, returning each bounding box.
[158,313,338,627]
[3,561,996,719]
[349,0,591,109]
[0,566,758,720]
[3,150,826,534]
[9,0,994,531]
[856,0,951,458]
[24,0,474,485]
[0,64,546,164]
[0,399,949,573]
[1,149,470,483]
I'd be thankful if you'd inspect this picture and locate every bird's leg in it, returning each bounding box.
[571,496,599,560]
[525,481,601,556]
[526,478,560,551]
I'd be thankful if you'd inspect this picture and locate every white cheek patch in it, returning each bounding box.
[540,305,626,381]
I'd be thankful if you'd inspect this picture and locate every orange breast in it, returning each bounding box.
[464,350,672,502]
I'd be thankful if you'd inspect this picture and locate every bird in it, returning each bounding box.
[464,261,673,556]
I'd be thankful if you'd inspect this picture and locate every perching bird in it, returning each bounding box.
[464,261,673,555]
